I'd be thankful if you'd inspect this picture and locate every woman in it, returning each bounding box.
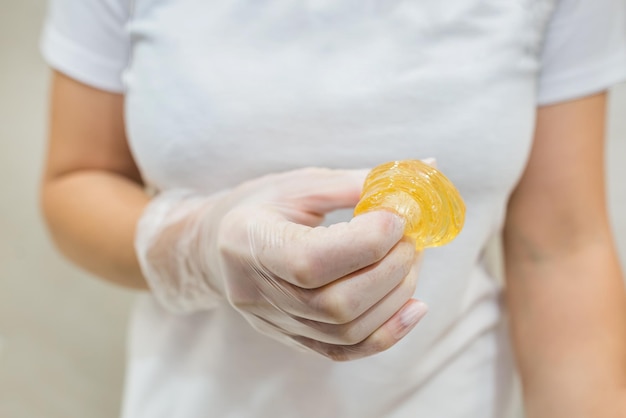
[40,0,626,416]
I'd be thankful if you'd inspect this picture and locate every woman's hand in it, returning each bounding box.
[42,72,425,360]
[136,168,427,361]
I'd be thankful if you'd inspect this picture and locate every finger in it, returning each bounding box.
[258,167,370,226]
[252,237,419,324]
[253,210,407,288]
[303,238,418,324]
[244,257,419,344]
[284,168,369,218]
[285,260,420,344]
[291,299,428,361]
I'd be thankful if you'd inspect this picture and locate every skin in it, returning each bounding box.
[41,71,626,414]
[42,71,148,289]
[504,93,626,416]
[41,71,424,359]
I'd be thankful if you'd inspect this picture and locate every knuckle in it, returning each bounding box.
[288,252,317,287]
[323,321,370,346]
[364,332,394,354]
[314,291,359,324]
[384,241,417,279]
[360,232,390,262]
[340,327,369,346]
[394,261,415,289]
[366,230,390,260]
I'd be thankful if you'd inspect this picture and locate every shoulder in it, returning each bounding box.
[41,0,131,93]
[538,0,626,105]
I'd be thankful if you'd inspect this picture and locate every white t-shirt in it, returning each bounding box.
[41,1,626,417]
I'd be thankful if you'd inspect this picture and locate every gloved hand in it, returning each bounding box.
[135,168,428,361]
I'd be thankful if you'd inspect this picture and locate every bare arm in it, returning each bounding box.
[504,93,626,417]
[41,71,150,289]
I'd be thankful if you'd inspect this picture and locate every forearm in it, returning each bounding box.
[41,169,150,290]
[505,238,626,417]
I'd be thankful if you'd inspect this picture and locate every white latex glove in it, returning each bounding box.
[135,168,427,361]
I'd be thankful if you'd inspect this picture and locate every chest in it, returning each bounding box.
[125,0,556,198]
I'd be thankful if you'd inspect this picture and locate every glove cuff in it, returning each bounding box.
[135,189,222,313]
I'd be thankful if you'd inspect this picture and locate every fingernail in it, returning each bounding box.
[421,158,437,168]
[392,301,428,339]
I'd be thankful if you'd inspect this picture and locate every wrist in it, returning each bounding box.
[135,188,224,313]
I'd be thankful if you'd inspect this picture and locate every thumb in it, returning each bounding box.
[268,167,369,226]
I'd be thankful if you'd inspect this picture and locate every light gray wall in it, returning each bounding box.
[0,2,135,417]
[0,2,624,417]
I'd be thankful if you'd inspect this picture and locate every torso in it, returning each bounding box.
[122,1,556,416]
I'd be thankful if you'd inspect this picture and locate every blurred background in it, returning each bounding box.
[0,2,136,417]
[0,1,625,417]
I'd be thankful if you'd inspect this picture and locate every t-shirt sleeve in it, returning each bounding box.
[538,0,626,105]
[40,0,131,93]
